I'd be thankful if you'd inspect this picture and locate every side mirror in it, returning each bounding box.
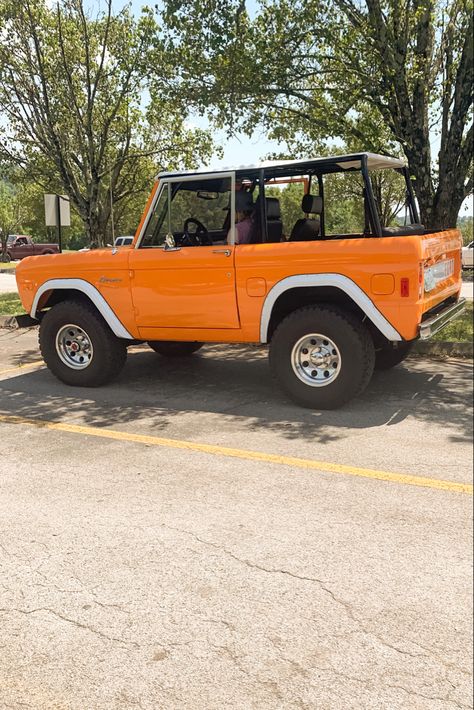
[164,233,176,249]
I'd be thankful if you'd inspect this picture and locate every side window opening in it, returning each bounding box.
[265,179,309,241]
[170,185,230,234]
[371,169,411,229]
[322,172,366,237]
[140,184,170,247]
[140,178,232,248]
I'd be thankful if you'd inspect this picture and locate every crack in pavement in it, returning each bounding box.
[161,522,357,619]
[385,681,470,709]
[160,523,472,688]
[0,607,139,649]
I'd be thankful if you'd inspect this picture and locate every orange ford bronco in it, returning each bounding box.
[16,153,465,409]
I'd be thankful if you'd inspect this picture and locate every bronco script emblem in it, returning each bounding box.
[99,276,122,284]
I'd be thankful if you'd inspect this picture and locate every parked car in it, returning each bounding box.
[462,241,473,269]
[114,236,134,247]
[16,152,465,408]
[6,234,59,261]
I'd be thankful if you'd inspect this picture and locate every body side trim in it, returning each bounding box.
[259,274,402,342]
[31,278,133,340]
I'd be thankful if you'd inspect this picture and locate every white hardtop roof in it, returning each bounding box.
[157,152,407,179]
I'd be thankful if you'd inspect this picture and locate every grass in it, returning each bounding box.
[0,293,25,316]
[432,301,473,342]
[0,261,17,270]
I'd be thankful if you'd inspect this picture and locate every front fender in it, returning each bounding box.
[31,278,133,340]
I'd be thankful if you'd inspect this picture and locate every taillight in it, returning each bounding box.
[401,278,410,297]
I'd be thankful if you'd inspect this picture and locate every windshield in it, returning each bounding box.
[6,235,16,243]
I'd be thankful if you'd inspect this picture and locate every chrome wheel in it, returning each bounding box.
[291,333,341,387]
[55,324,93,370]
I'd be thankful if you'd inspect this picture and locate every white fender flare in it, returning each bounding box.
[31,278,133,340]
[259,274,402,343]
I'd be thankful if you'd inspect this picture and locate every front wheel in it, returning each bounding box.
[269,305,375,409]
[147,341,204,357]
[39,300,127,386]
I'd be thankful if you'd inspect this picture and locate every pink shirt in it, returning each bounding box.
[228,217,253,245]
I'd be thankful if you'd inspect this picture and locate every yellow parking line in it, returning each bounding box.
[0,413,471,494]
[0,360,45,377]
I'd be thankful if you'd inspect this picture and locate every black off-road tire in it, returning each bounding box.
[269,305,375,409]
[39,299,127,387]
[147,341,204,357]
[375,341,413,370]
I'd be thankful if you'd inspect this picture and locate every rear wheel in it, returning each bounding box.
[269,305,375,409]
[375,342,413,370]
[39,299,127,386]
[147,341,204,357]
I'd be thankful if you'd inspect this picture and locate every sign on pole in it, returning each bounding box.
[44,194,71,227]
[44,194,70,253]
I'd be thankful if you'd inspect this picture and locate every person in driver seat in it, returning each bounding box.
[227,191,255,245]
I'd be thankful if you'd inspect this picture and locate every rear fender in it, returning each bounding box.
[260,274,402,343]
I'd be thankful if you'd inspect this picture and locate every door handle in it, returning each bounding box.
[213,249,232,256]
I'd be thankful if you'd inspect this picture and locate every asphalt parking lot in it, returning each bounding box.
[0,328,472,710]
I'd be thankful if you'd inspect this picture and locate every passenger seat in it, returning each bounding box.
[289,194,323,241]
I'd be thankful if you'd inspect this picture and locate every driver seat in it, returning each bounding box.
[251,196,283,243]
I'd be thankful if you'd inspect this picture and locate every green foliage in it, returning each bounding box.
[0,293,25,315]
[161,0,473,229]
[0,0,215,246]
[458,216,473,246]
[0,173,36,260]
[432,302,473,342]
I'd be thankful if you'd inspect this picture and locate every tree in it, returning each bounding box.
[0,0,214,247]
[458,215,473,245]
[162,0,473,229]
[0,175,33,261]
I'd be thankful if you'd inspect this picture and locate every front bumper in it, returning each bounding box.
[419,298,466,340]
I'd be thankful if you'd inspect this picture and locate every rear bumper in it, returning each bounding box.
[419,299,466,340]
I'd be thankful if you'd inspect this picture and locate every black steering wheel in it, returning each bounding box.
[181,217,212,246]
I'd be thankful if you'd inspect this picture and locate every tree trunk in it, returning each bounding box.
[430,186,466,232]
[1,237,9,262]
[84,211,102,249]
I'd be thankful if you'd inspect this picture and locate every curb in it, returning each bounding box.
[412,341,473,358]
[0,314,37,329]
[0,315,18,328]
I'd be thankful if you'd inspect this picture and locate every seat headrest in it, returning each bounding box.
[255,195,282,220]
[302,194,323,214]
[235,190,254,212]
[265,197,281,219]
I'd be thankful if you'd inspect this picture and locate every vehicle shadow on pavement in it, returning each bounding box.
[8,347,42,365]
[0,344,472,444]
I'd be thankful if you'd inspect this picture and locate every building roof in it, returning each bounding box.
[157,152,407,180]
